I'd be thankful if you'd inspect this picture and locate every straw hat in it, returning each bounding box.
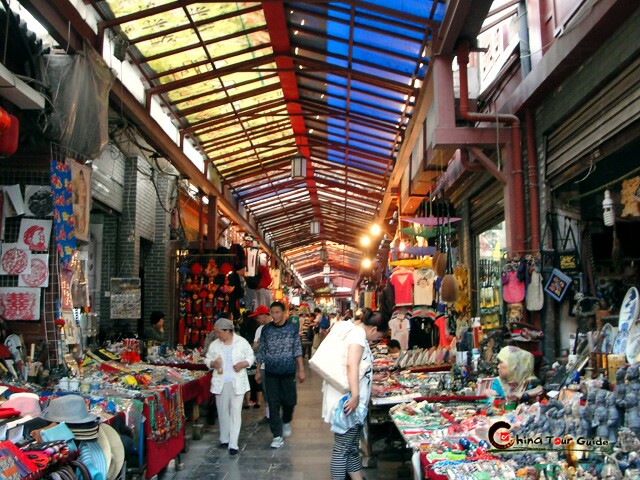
[97,427,112,479]
[42,395,97,424]
[3,392,41,417]
[100,424,125,480]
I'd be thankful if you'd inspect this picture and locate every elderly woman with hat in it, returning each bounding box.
[205,318,255,455]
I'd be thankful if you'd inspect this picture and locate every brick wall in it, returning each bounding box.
[142,173,174,342]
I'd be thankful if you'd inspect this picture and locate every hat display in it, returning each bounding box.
[79,441,107,480]
[41,395,97,424]
[40,422,77,453]
[248,305,270,317]
[0,407,21,419]
[97,427,112,479]
[3,392,41,417]
[100,423,125,480]
[67,419,100,441]
[214,318,234,330]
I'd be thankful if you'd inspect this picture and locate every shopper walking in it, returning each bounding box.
[249,305,272,420]
[255,301,305,448]
[205,318,255,455]
[321,308,389,479]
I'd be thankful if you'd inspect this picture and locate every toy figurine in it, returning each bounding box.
[627,383,640,437]
[606,393,620,444]
[582,390,597,438]
[593,391,609,440]
[550,407,565,437]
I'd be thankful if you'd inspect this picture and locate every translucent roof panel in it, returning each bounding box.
[96,0,445,290]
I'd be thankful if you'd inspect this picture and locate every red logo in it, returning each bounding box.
[554,437,562,445]
[488,421,515,450]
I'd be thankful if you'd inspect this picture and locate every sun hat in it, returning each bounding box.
[68,419,100,440]
[96,426,112,478]
[3,392,41,417]
[248,305,270,317]
[79,440,107,480]
[42,395,97,424]
[100,424,125,480]
[214,318,234,330]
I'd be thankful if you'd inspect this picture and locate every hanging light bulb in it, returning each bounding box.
[370,224,381,236]
[360,236,371,247]
[399,240,406,251]
[603,190,615,227]
[323,263,331,274]
[362,258,372,268]
[310,220,320,235]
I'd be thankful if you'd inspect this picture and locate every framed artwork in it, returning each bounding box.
[544,268,573,302]
[0,287,41,320]
[68,160,91,242]
[18,254,49,288]
[0,243,30,275]
[24,186,53,217]
[18,219,52,252]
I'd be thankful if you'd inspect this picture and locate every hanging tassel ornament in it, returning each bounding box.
[440,200,459,303]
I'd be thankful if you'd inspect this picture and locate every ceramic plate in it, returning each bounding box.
[612,329,629,355]
[626,319,640,363]
[619,287,639,333]
[600,323,614,354]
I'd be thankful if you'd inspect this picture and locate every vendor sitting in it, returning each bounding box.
[488,346,537,401]
[144,311,167,343]
[386,339,401,355]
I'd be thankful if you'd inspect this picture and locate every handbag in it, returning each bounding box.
[309,322,370,394]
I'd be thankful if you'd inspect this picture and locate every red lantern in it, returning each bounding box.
[0,107,10,132]
[0,115,19,155]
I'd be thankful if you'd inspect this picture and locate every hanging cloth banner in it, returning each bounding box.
[50,160,76,267]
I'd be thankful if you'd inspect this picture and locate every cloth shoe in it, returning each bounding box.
[219,442,229,449]
[229,448,239,455]
[282,423,292,438]
[270,436,284,449]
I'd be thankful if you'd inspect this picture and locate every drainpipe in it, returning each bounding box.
[518,0,532,77]
[525,109,540,250]
[457,41,526,256]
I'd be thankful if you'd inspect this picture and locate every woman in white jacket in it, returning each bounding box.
[205,318,255,455]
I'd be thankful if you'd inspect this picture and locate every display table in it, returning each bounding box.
[150,362,208,371]
[142,384,185,479]
[180,372,211,404]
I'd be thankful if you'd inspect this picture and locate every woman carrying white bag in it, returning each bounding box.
[310,308,389,480]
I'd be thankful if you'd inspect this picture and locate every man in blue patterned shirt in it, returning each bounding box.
[255,301,305,448]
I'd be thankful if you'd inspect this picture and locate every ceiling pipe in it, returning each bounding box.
[457,40,526,256]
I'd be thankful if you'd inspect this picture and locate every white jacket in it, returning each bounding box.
[205,334,255,395]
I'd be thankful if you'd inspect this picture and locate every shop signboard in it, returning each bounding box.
[110,277,141,319]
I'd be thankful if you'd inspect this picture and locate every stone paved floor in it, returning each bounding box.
[159,365,413,480]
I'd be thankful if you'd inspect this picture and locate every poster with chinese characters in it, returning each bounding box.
[19,254,49,288]
[110,278,141,319]
[0,243,31,275]
[0,287,41,320]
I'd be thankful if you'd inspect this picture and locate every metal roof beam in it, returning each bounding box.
[129,4,263,45]
[294,56,415,95]
[147,54,278,95]
[177,82,281,118]
[183,98,285,133]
